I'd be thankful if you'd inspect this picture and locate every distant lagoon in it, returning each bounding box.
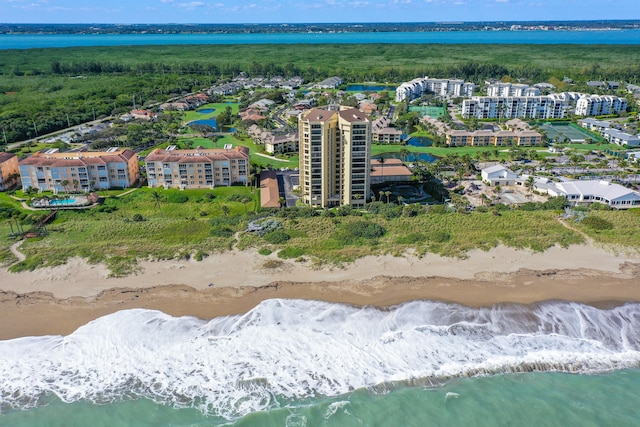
[2,30,640,49]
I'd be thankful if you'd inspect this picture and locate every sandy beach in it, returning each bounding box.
[1,243,639,340]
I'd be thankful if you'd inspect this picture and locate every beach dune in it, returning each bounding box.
[1,243,639,340]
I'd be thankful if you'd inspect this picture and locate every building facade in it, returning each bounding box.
[145,145,249,189]
[395,77,475,102]
[445,130,543,147]
[462,96,570,119]
[0,152,19,191]
[575,95,627,117]
[486,83,540,97]
[19,149,138,192]
[299,107,371,207]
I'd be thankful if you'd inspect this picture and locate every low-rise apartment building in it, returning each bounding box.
[145,145,249,189]
[445,130,543,146]
[19,148,138,192]
[0,152,19,191]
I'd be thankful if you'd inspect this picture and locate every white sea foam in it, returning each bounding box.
[1,300,639,419]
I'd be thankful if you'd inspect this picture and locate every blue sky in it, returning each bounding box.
[1,0,638,24]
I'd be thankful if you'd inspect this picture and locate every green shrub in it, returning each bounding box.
[263,230,291,244]
[166,193,189,203]
[430,231,451,243]
[581,216,614,230]
[132,213,144,221]
[258,248,273,256]
[396,232,426,244]
[345,221,386,239]
[211,227,234,237]
[278,247,305,259]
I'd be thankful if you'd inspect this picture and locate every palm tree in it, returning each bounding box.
[240,195,252,214]
[525,175,535,195]
[397,195,404,205]
[353,193,362,206]
[60,179,69,194]
[379,190,385,203]
[151,190,163,211]
[384,190,392,204]
[72,179,79,192]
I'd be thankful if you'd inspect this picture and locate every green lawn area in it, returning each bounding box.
[180,103,240,124]
[371,143,533,160]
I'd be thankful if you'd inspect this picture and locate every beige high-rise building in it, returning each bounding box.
[299,107,371,208]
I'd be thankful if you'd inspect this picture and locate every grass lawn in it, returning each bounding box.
[180,103,240,124]
[371,143,529,160]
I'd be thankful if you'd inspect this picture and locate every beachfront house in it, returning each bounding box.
[19,148,139,192]
[538,180,640,209]
[481,165,519,186]
[145,145,249,189]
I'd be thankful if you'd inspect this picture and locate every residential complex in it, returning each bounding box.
[0,152,19,191]
[19,148,138,192]
[486,83,540,97]
[575,95,627,117]
[395,77,475,102]
[462,94,573,119]
[299,107,371,208]
[445,130,543,146]
[371,117,403,144]
[145,145,249,189]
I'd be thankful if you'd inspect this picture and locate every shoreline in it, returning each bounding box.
[1,243,639,340]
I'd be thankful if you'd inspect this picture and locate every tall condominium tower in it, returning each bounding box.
[299,107,371,208]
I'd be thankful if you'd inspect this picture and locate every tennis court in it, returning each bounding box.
[409,105,445,119]
[541,123,594,143]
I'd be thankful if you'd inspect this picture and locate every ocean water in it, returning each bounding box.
[1,30,640,49]
[1,299,639,426]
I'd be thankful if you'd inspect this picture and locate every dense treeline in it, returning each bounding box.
[2,43,640,144]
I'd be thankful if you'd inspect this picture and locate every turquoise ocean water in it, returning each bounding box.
[1,30,640,49]
[1,300,639,426]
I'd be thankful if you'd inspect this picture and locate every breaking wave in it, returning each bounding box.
[1,299,639,419]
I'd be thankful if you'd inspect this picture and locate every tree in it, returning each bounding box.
[384,191,392,204]
[151,190,163,211]
[525,175,535,194]
[221,205,230,217]
[240,195,252,214]
[60,179,69,194]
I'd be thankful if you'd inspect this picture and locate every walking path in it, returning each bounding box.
[9,240,26,263]
[255,153,289,163]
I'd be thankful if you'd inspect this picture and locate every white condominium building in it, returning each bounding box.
[395,77,475,102]
[299,107,371,208]
[575,95,627,117]
[486,83,540,97]
[462,95,570,119]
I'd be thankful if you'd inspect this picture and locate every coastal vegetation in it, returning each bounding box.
[4,185,638,275]
[2,44,640,143]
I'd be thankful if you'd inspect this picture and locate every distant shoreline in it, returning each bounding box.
[1,243,639,340]
[2,29,640,50]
